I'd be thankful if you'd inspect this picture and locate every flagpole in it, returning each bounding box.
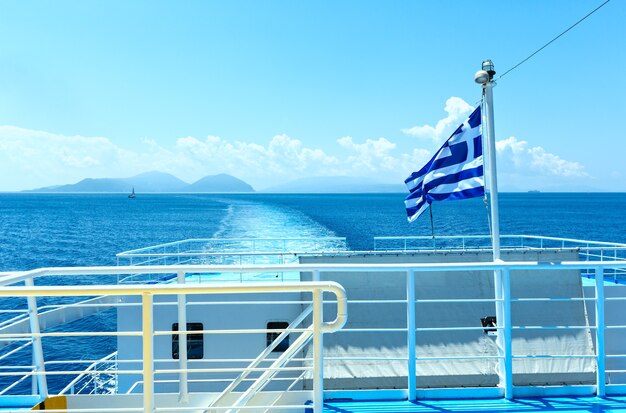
[476,60,510,398]
[475,60,501,260]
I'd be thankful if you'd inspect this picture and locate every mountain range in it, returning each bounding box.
[26,172,255,193]
[24,172,409,194]
[21,171,610,194]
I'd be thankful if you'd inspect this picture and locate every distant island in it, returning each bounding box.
[24,172,409,194]
[25,172,255,193]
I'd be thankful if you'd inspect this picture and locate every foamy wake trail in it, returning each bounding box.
[212,198,337,243]
[212,202,235,239]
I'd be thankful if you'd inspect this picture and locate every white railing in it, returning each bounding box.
[59,352,118,396]
[374,234,626,252]
[1,258,626,410]
[208,305,314,410]
[0,269,347,413]
[116,237,348,267]
[374,235,626,282]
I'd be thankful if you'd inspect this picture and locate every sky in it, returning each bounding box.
[0,0,624,192]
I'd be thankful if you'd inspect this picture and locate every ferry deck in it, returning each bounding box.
[1,235,626,412]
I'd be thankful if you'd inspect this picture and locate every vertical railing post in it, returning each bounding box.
[312,270,320,282]
[615,249,618,283]
[493,267,504,391]
[142,292,155,413]
[595,267,606,397]
[493,270,504,366]
[502,269,513,399]
[25,277,48,399]
[406,270,416,401]
[177,271,189,402]
[312,288,324,413]
[31,351,38,395]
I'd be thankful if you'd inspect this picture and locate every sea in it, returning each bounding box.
[1,192,626,393]
[3,192,626,271]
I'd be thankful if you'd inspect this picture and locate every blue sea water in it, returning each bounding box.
[3,192,626,271]
[1,192,626,393]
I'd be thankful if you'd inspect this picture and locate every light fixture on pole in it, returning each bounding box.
[474,59,496,85]
[482,59,496,79]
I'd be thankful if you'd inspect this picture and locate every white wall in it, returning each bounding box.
[117,291,303,394]
[300,249,595,389]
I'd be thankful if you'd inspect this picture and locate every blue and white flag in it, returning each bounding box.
[404,106,484,222]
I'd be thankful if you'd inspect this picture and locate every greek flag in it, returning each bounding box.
[404,106,484,222]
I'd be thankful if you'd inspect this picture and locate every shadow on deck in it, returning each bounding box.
[322,397,626,412]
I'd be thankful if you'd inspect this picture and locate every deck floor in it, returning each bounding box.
[322,397,626,412]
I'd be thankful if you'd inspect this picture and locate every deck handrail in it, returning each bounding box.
[2,258,626,410]
[209,305,314,409]
[374,234,626,251]
[59,352,118,396]
[0,279,347,413]
[117,237,348,257]
[4,259,626,281]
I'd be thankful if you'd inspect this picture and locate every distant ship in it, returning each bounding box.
[528,190,541,193]
[128,187,136,198]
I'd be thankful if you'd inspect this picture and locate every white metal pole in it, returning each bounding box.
[502,269,513,399]
[312,289,324,413]
[483,80,501,260]
[312,270,320,282]
[406,270,416,401]
[481,65,505,394]
[177,271,189,403]
[595,267,606,397]
[31,352,37,395]
[142,293,155,413]
[25,277,48,399]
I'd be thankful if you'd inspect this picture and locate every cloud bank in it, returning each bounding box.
[0,97,587,192]
[496,137,586,178]
[0,127,429,191]
[401,98,588,190]
[402,97,473,143]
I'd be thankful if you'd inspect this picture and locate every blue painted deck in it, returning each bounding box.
[322,397,626,412]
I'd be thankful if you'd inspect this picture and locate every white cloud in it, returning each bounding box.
[0,96,589,192]
[0,126,138,191]
[173,134,343,182]
[170,133,431,187]
[402,97,473,143]
[496,136,587,178]
[399,96,589,190]
[337,136,430,182]
[338,136,397,170]
[1,126,427,191]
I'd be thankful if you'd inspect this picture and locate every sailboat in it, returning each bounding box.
[128,187,136,198]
